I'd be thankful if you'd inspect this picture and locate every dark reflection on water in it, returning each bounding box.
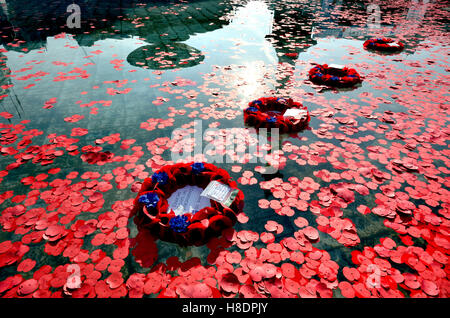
[127,43,205,69]
[0,0,233,49]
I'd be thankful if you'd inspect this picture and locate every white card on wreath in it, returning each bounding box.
[283,108,308,119]
[386,42,398,47]
[328,64,345,69]
[201,181,231,202]
[201,181,240,207]
[168,185,211,215]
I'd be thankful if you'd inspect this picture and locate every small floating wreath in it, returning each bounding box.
[243,97,310,133]
[363,38,404,52]
[308,64,362,88]
[132,162,244,246]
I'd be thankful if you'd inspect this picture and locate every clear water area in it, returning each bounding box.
[0,0,448,298]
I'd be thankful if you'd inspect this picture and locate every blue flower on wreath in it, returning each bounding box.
[277,97,288,105]
[315,73,323,78]
[251,100,263,106]
[151,171,169,185]
[169,215,190,233]
[191,162,205,174]
[266,116,277,123]
[245,107,259,113]
[330,76,340,81]
[138,192,160,210]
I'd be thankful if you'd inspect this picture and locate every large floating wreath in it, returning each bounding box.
[363,37,404,52]
[132,162,244,246]
[308,64,362,88]
[243,97,310,133]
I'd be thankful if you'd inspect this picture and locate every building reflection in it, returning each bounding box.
[0,0,438,56]
[310,0,436,45]
[0,0,444,107]
[0,0,234,50]
[394,0,432,34]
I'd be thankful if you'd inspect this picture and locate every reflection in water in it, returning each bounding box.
[0,52,24,119]
[394,0,432,34]
[231,1,274,39]
[0,0,234,51]
[225,1,276,100]
[0,0,8,19]
[311,0,434,44]
[406,0,430,20]
[127,43,205,70]
[318,0,344,22]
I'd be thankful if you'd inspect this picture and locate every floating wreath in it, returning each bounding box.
[132,162,244,246]
[363,38,404,52]
[308,64,362,87]
[243,97,310,133]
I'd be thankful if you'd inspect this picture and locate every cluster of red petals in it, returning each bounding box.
[133,162,244,246]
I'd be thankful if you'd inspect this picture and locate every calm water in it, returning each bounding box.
[0,0,449,298]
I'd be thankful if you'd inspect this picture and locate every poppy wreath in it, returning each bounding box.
[243,97,310,133]
[132,162,244,246]
[363,38,404,52]
[308,64,362,88]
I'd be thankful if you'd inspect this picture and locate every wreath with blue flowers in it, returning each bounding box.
[308,64,362,88]
[243,97,310,133]
[132,162,244,246]
[363,38,404,52]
